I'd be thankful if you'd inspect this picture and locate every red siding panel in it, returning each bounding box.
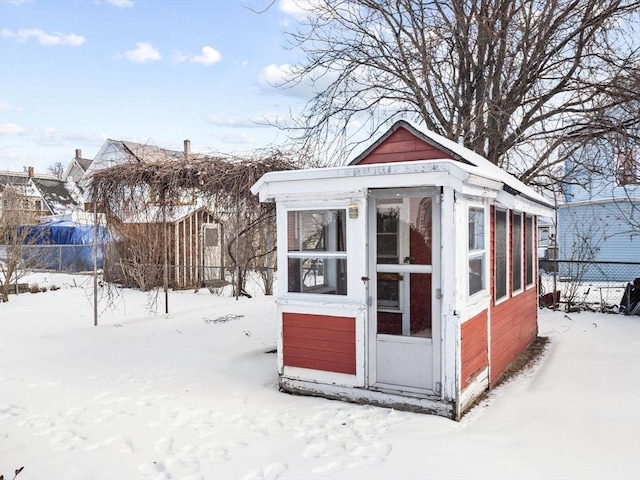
[460,311,489,390]
[489,207,539,386]
[489,288,538,385]
[282,313,356,375]
[355,128,455,165]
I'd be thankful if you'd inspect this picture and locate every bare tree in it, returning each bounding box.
[0,186,47,302]
[274,0,640,187]
[48,161,65,179]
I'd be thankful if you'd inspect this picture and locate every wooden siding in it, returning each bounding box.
[354,128,455,165]
[558,201,640,276]
[489,206,539,385]
[283,313,356,375]
[460,310,489,390]
[489,287,538,385]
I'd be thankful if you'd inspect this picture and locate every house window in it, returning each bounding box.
[287,209,347,295]
[35,200,42,212]
[616,152,639,186]
[494,209,508,301]
[512,212,523,293]
[526,215,535,286]
[468,206,485,296]
[203,225,218,247]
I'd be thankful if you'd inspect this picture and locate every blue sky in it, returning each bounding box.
[0,0,310,173]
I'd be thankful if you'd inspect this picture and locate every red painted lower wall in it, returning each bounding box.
[489,288,538,385]
[460,310,488,390]
[282,313,356,375]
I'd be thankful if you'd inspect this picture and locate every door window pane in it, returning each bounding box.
[375,194,434,338]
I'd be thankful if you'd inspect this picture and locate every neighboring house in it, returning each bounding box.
[559,147,640,281]
[0,167,79,225]
[252,120,554,419]
[62,148,93,205]
[63,149,93,185]
[81,138,224,289]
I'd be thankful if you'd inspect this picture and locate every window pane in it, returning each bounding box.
[468,206,486,296]
[469,207,485,250]
[288,210,346,252]
[512,213,522,291]
[287,257,347,295]
[469,255,485,295]
[203,226,218,247]
[376,196,432,265]
[495,210,507,300]
[526,215,534,285]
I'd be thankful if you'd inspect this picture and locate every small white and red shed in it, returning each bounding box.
[251,120,554,419]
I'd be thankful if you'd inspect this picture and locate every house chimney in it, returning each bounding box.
[28,166,34,178]
[184,139,191,161]
[75,148,82,159]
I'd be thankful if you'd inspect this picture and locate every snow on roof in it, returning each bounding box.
[352,120,552,208]
[253,120,553,210]
[31,177,79,214]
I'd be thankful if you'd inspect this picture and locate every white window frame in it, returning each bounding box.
[467,205,486,299]
[286,208,348,296]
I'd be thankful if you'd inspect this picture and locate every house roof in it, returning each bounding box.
[0,172,29,192]
[118,140,185,163]
[0,170,79,214]
[76,158,93,171]
[31,177,78,214]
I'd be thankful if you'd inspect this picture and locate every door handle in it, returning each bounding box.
[404,256,415,264]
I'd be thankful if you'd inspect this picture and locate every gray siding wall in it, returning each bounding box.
[558,199,640,281]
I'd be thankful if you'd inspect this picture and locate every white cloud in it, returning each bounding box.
[278,0,314,19]
[0,123,105,146]
[206,115,279,128]
[33,128,107,147]
[258,63,294,88]
[107,0,133,7]
[173,46,222,66]
[0,28,85,46]
[124,42,161,63]
[258,63,337,100]
[191,46,222,66]
[0,123,26,136]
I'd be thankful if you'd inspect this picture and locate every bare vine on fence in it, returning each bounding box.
[88,144,298,297]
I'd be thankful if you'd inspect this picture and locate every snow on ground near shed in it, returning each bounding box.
[1,274,639,480]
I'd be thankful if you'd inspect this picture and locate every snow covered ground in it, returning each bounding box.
[1,273,639,480]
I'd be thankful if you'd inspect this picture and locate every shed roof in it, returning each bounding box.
[252,120,553,212]
[350,120,550,207]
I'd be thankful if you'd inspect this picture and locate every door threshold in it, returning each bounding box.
[372,383,438,398]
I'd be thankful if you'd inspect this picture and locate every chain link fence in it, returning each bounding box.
[540,260,640,312]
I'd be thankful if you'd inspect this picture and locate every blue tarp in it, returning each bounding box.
[19,220,110,271]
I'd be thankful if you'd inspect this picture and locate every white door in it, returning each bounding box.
[369,189,441,393]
